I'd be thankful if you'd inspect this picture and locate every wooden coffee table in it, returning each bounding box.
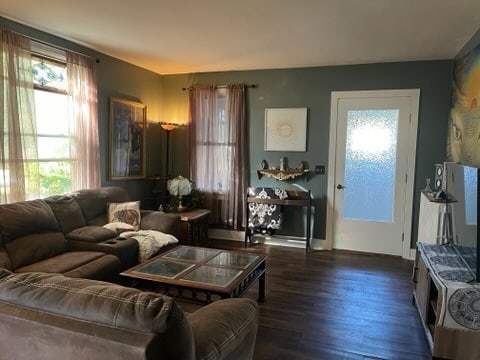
[121,245,266,304]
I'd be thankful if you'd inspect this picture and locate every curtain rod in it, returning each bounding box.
[6,29,100,63]
[182,84,257,91]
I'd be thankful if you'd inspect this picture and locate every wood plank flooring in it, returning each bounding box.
[210,240,431,360]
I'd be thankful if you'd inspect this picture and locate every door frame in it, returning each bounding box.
[326,89,420,259]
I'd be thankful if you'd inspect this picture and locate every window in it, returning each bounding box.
[1,31,99,204]
[188,85,246,228]
[31,54,73,198]
[194,89,232,194]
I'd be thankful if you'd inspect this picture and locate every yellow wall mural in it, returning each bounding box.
[448,44,480,166]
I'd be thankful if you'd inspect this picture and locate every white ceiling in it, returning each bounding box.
[1,0,480,75]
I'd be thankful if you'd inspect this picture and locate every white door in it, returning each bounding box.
[328,90,419,257]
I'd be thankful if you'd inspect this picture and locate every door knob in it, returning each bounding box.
[336,184,345,190]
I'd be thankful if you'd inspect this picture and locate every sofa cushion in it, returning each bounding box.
[15,252,120,281]
[66,226,117,243]
[0,199,59,242]
[45,195,87,234]
[0,248,12,271]
[0,267,11,279]
[62,254,121,281]
[0,271,190,337]
[141,212,180,235]
[74,187,129,225]
[5,232,67,270]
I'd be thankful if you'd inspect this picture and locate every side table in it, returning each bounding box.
[176,209,210,246]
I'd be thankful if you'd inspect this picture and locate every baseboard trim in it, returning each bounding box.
[208,229,329,250]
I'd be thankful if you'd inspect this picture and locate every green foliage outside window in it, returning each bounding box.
[39,162,72,197]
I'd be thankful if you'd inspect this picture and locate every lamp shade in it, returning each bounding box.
[160,123,177,131]
[167,175,192,197]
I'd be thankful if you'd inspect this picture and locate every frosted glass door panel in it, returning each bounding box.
[343,110,399,222]
[332,91,416,256]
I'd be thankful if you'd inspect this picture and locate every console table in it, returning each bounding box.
[245,190,312,251]
[413,243,480,359]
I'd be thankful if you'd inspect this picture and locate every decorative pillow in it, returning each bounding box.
[108,201,141,230]
[103,222,135,235]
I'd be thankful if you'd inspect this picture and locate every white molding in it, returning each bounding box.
[209,229,329,250]
[327,89,420,259]
[402,89,420,259]
[325,93,339,251]
[409,248,416,260]
[209,228,245,242]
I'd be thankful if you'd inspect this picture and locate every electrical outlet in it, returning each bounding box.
[315,165,325,175]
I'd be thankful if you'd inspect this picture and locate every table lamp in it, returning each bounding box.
[167,175,192,211]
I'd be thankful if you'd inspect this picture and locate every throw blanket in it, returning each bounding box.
[119,230,178,262]
[418,242,480,331]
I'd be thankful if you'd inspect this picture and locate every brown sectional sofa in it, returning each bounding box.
[0,187,260,359]
[0,187,179,279]
[0,269,259,359]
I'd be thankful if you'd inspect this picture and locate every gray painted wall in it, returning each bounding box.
[0,17,164,202]
[163,61,452,247]
[1,16,459,249]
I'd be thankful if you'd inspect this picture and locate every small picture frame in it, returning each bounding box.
[109,97,146,180]
[264,108,307,151]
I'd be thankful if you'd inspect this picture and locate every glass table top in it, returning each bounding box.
[163,246,220,262]
[124,246,265,289]
[132,259,194,278]
[207,252,259,269]
[182,266,243,287]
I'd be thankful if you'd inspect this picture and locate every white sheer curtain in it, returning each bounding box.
[67,52,100,190]
[188,85,246,229]
[0,30,39,203]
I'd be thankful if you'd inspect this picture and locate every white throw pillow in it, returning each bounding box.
[108,201,141,230]
[103,222,135,234]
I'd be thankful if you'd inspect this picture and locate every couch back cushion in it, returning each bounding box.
[6,232,67,270]
[73,187,130,225]
[0,199,60,242]
[45,195,87,234]
[0,199,66,270]
[0,271,191,339]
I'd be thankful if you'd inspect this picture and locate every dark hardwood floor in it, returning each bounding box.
[210,240,431,360]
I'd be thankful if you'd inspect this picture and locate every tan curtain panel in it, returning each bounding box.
[0,30,39,204]
[67,52,100,190]
[188,85,246,229]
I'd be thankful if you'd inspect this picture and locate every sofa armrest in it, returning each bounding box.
[140,212,180,237]
[188,298,259,360]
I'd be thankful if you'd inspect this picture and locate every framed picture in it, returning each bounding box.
[264,108,307,151]
[109,97,146,179]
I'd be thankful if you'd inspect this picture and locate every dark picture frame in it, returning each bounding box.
[109,97,146,179]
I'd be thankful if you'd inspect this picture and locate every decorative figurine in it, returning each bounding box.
[280,157,287,171]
